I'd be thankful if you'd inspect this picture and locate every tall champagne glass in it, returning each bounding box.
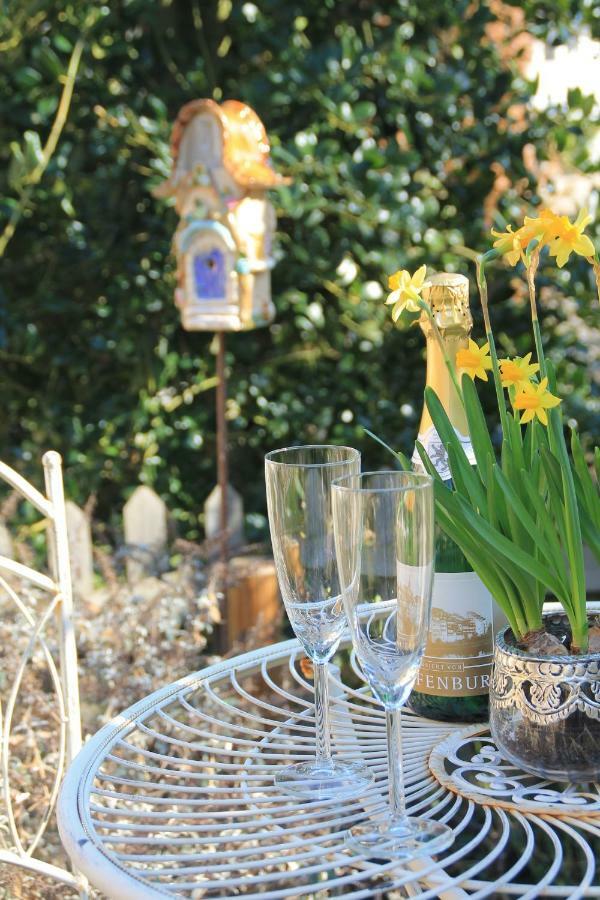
[265,445,373,800]
[332,471,454,856]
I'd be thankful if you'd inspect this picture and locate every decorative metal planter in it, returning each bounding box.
[490,612,600,782]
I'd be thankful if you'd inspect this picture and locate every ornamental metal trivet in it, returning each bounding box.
[429,725,600,817]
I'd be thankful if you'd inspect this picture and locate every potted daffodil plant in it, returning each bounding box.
[379,208,600,781]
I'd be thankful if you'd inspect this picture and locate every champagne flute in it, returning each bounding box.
[332,471,454,857]
[265,445,373,800]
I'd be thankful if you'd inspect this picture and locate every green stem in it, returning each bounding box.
[526,253,587,649]
[522,584,544,633]
[505,583,528,637]
[526,249,547,380]
[503,604,523,641]
[506,566,540,634]
[549,411,587,650]
[475,258,511,442]
[571,617,589,655]
[533,318,546,377]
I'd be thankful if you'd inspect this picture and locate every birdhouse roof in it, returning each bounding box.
[170,99,289,190]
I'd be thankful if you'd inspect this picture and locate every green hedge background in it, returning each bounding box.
[1,1,598,542]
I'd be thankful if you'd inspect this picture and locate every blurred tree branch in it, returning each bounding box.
[0,12,98,257]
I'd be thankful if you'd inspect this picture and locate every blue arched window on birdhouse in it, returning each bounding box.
[193,247,226,300]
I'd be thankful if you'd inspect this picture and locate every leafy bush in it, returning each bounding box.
[1,0,598,541]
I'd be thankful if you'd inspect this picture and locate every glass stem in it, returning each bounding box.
[386,708,408,828]
[314,661,332,767]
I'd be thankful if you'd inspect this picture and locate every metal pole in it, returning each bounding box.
[215,332,229,646]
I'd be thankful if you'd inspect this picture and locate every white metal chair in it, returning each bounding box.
[0,451,86,895]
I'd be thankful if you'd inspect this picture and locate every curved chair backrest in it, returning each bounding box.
[0,452,85,895]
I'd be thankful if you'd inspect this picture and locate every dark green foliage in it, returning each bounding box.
[1,1,598,540]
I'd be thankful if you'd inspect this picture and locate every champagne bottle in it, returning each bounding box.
[410,272,504,722]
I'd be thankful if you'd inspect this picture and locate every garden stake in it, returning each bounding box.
[216,330,229,652]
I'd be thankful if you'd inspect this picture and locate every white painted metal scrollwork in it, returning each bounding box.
[0,452,86,894]
[58,637,600,898]
[430,726,600,818]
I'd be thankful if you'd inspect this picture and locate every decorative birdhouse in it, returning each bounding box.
[155,99,289,332]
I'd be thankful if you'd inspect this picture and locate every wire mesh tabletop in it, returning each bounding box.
[58,637,600,899]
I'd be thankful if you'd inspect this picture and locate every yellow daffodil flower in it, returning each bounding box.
[548,208,595,268]
[492,209,564,265]
[387,270,403,291]
[385,265,427,321]
[512,377,561,426]
[456,339,493,381]
[522,208,563,247]
[491,224,525,266]
[499,353,540,388]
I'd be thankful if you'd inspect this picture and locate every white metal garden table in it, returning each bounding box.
[58,636,600,899]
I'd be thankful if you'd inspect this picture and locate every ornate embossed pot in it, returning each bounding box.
[490,612,600,782]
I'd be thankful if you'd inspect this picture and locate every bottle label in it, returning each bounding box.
[412,425,476,482]
[416,572,506,697]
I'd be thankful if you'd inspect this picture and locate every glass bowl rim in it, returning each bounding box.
[264,444,360,468]
[331,469,433,493]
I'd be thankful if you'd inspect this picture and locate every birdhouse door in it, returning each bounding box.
[177,220,241,330]
[193,247,226,300]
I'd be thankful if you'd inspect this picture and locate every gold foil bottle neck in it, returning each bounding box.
[420,272,472,338]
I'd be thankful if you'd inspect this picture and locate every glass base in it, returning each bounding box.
[274,759,373,801]
[346,816,454,859]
